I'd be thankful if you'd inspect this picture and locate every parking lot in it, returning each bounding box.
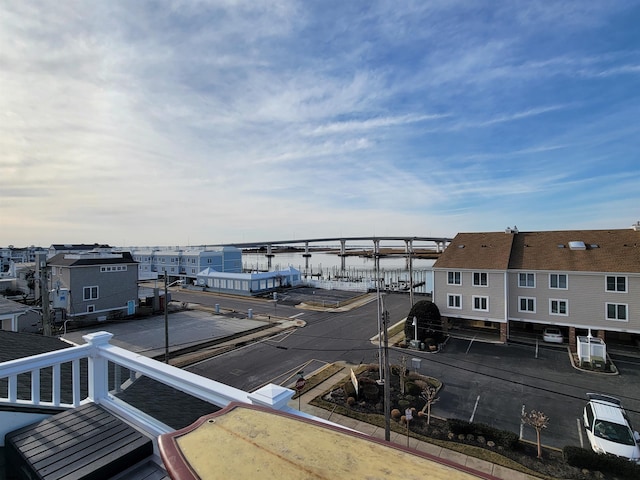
[405,337,640,449]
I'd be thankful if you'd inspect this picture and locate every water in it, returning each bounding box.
[243,250,435,294]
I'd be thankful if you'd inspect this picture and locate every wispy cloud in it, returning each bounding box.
[1,1,639,246]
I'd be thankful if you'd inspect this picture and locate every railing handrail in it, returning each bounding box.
[0,343,92,378]
[1,331,291,413]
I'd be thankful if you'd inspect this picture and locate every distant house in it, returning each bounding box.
[48,243,112,258]
[196,266,302,296]
[0,297,39,332]
[433,225,640,349]
[47,251,138,322]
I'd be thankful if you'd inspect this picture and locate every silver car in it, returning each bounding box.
[542,327,563,344]
[583,393,640,462]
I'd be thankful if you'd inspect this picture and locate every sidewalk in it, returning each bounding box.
[288,362,541,480]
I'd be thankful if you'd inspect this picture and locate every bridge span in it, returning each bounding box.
[208,236,452,299]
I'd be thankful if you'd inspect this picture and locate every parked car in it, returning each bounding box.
[583,393,640,462]
[542,327,563,344]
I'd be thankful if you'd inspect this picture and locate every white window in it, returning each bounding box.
[447,294,462,309]
[606,276,627,293]
[519,273,535,288]
[83,286,98,301]
[473,272,488,287]
[606,303,628,321]
[447,271,461,285]
[518,297,535,313]
[549,274,567,289]
[473,296,488,311]
[550,299,568,316]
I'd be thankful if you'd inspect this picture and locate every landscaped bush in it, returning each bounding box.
[404,381,421,396]
[447,419,519,450]
[362,384,380,401]
[563,446,640,477]
[343,381,356,398]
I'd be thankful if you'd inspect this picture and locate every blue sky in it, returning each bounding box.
[1,1,639,247]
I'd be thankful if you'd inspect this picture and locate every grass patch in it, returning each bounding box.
[292,363,345,399]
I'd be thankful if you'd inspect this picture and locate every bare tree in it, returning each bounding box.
[416,380,439,425]
[399,355,408,395]
[521,409,550,459]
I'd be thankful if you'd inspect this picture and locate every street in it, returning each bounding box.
[171,289,640,450]
[66,287,640,451]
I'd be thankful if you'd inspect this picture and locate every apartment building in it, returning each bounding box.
[433,225,640,349]
[130,246,242,283]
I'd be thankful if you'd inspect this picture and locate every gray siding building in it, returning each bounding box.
[48,251,138,322]
[433,225,640,349]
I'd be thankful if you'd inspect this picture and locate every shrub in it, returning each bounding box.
[346,397,356,406]
[563,446,640,477]
[447,419,519,450]
[362,384,380,401]
[405,381,421,396]
[391,409,401,420]
[343,381,356,398]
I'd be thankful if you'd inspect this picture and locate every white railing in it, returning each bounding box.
[0,331,297,439]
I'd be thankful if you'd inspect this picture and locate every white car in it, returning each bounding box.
[583,393,640,462]
[542,327,563,344]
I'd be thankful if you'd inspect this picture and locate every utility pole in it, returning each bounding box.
[382,304,391,442]
[41,268,51,336]
[164,274,169,364]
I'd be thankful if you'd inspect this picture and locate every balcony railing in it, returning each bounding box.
[0,331,297,441]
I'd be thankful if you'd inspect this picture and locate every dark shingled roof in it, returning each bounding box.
[0,330,71,363]
[433,229,640,273]
[509,229,640,272]
[433,232,515,270]
[47,251,137,267]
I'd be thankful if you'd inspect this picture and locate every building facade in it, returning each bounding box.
[433,225,640,349]
[130,246,242,282]
[47,251,138,322]
[196,266,302,296]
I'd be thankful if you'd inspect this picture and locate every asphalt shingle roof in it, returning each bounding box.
[433,228,640,273]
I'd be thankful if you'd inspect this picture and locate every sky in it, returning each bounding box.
[1,1,639,248]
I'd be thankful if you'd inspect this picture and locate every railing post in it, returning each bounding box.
[83,331,114,403]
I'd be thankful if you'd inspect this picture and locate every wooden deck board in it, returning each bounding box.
[6,403,153,480]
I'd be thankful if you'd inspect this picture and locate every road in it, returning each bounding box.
[171,289,640,450]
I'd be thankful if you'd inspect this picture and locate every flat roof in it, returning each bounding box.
[160,403,499,480]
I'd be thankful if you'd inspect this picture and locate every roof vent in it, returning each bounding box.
[590,244,599,249]
[557,244,565,248]
[568,241,586,250]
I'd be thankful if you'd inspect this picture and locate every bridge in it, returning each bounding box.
[208,236,451,296]
[207,236,450,266]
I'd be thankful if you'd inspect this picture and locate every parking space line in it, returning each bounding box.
[465,335,476,354]
[469,395,480,422]
[577,418,584,448]
[520,404,525,440]
[289,313,305,318]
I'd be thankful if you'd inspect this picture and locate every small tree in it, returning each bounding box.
[399,355,408,395]
[522,409,550,459]
[416,380,439,425]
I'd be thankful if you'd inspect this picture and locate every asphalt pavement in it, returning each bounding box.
[61,288,640,454]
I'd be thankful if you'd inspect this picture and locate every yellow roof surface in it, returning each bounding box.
[160,403,496,479]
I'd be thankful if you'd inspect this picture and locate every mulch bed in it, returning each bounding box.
[315,365,633,480]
